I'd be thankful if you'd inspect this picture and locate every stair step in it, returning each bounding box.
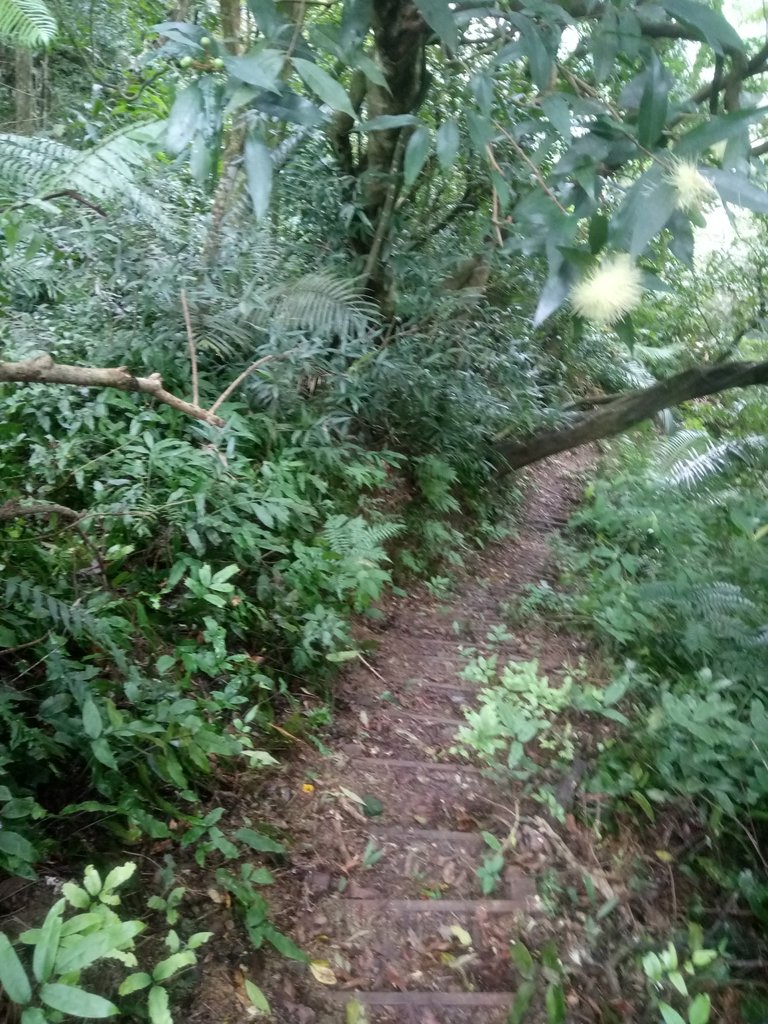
[328,990,514,1008]
[335,897,533,915]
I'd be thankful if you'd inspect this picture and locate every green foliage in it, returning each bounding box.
[0,0,56,47]
[0,862,211,1023]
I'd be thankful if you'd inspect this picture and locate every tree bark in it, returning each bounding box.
[497,360,768,469]
[13,48,36,134]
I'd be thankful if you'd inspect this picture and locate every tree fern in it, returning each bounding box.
[0,0,56,47]
[266,272,379,344]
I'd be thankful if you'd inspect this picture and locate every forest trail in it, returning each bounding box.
[205,449,596,1024]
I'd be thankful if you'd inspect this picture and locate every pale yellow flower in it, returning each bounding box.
[666,160,715,212]
[570,253,643,326]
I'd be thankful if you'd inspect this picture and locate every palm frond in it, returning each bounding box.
[0,0,56,47]
[266,272,379,344]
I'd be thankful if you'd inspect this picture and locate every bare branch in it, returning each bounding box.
[0,355,226,427]
[209,347,299,415]
[180,289,200,407]
[0,499,80,522]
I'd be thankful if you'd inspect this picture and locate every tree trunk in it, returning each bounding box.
[497,360,768,469]
[13,48,36,134]
[219,0,242,53]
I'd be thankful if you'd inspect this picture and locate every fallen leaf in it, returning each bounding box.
[362,795,384,817]
[449,924,472,947]
[309,961,337,986]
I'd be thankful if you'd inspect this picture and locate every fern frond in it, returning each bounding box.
[0,0,56,47]
[267,272,379,344]
[0,124,167,225]
[653,430,768,489]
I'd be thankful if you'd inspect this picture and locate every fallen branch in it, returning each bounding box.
[0,499,80,522]
[0,355,226,426]
[498,358,768,469]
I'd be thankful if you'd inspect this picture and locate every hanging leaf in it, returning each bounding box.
[436,119,460,169]
[660,0,743,54]
[403,125,431,186]
[165,83,203,157]
[244,133,273,221]
[293,57,356,117]
[413,0,458,50]
[354,53,388,88]
[542,94,571,139]
[630,180,678,256]
[509,14,551,91]
[225,48,284,90]
[81,699,102,740]
[247,0,290,41]
[592,7,619,83]
[674,106,768,157]
[705,168,768,213]
[637,53,670,148]
[533,266,573,327]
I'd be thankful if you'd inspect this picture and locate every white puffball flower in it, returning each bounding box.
[570,253,643,326]
[666,160,716,212]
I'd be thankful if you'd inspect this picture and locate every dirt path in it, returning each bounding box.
[212,450,596,1023]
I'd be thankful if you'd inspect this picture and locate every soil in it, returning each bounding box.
[184,447,655,1024]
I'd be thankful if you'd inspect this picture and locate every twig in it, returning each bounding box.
[494,123,569,215]
[358,654,384,681]
[180,289,200,407]
[208,347,299,415]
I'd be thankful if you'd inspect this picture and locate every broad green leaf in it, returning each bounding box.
[40,983,118,1018]
[674,106,768,158]
[436,119,460,170]
[362,794,384,817]
[509,980,536,1024]
[187,932,213,949]
[244,133,273,221]
[293,58,356,118]
[706,168,768,213]
[166,83,203,157]
[346,997,367,1023]
[91,738,118,770]
[691,948,718,968]
[247,0,290,41]
[545,983,566,1024]
[148,985,172,1024]
[32,900,65,983]
[21,1010,47,1024]
[669,970,688,995]
[233,827,284,853]
[413,0,458,50]
[510,941,535,980]
[659,1003,686,1024]
[61,883,91,909]
[637,53,670,148]
[0,933,32,1004]
[660,0,743,54]
[83,865,102,896]
[152,950,196,982]
[55,921,144,974]
[404,125,431,186]
[225,49,284,90]
[245,979,271,1012]
[689,993,711,1024]
[82,699,102,740]
[263,924,308,961]
[155,654,175,675]
[0,830,36,862]
[118,972,152,996]
[592,7,619,83]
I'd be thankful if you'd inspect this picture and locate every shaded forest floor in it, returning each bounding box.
[185,448,684,1024]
